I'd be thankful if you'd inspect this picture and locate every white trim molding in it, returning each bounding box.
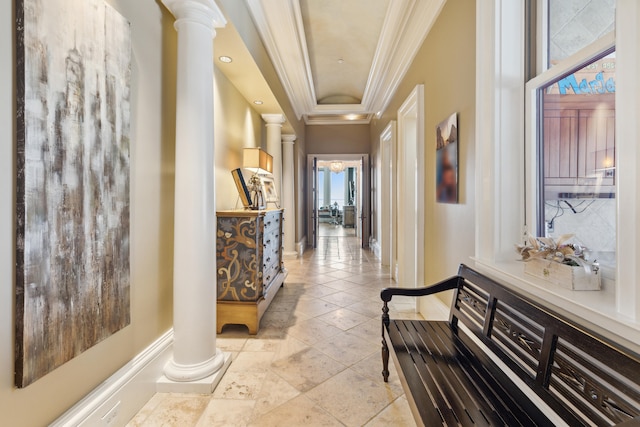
[51,331,174,427]
[245,0,445,124]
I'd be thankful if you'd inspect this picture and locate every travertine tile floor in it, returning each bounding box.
[128,231,437,426]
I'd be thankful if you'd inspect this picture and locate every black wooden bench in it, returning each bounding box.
[381,264,640,427]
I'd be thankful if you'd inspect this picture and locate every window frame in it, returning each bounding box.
[525,34,616,273]
[475,0,640,352]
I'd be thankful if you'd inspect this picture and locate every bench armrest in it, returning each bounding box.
[380,276,460,302]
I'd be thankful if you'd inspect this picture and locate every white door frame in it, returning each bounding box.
[306,153,370,248]
[397,85,425,291]
[380,121,396,275]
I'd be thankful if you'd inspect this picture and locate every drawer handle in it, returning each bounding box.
[265,257,271,263]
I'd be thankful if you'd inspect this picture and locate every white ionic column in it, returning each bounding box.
[159,0,230,392]
[262,114,285,200]
[281,134,296,257]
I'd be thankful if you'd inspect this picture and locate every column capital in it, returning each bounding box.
[282,134,296,145]
[161,0,226,35]
[262,113,285,126]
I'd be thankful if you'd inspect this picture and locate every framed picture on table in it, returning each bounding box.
[260,175,278,203]
[231,168,251,208]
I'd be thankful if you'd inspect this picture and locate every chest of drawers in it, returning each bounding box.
[216,209,286,334]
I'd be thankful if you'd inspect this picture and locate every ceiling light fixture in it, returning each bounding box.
[337,58,344,64]
[219,56,233,63]
[329,161,345,173]
[253,100,263,105]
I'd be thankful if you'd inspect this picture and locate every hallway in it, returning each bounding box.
[127,237,425,426]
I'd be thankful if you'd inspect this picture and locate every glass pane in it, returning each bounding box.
[538,51,616,267]
[548,0,615,66]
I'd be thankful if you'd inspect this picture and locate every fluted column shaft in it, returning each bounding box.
[262,114,285,200]
[160,0,226,382]
[281,134,296,255]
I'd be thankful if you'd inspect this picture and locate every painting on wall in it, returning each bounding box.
[435,113,459,204]
[15,0,131,387]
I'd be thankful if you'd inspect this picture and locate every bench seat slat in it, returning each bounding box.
[412,321,502,426]
[391,318,547,426]
[403,320,492,427]
[427,320,527,427]
[387,320,451,425]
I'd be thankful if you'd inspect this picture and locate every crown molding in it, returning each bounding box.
[246,0,315,119]
[246,0,446,124]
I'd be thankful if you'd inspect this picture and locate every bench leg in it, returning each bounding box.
[382,336,389,382]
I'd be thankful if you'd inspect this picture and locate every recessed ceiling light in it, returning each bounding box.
[219,56,232,63]
[253,100,263,105]
[337,58,344,64]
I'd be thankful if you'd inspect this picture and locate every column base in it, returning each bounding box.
[157,351,231,394]
[283,251,298,259]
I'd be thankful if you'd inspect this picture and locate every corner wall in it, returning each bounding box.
[370,0,476,307]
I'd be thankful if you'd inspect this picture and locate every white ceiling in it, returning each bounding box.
[244,0,446,126]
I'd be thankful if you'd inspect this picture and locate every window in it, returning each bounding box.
[537,51,616,267]
[476,1,640,340]
[547,0,615,68]
[532,2,617,274]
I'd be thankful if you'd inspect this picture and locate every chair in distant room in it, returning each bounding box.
[330,203,341,226]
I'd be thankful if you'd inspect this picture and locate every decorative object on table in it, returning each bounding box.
[260,175,278,204]
[15,0,131,387]
[436,112,459,203]
[231,168,251,208]
[516,234,600,290]
[243,147,273,210]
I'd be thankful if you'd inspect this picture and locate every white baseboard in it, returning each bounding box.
[51,330,174,427]
[296,236,306,257]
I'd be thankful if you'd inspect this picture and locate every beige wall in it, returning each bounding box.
[370,0,476,301]
[0,0,266,423]
[1,1,173,423]
[306,124,371,155]
[214,68,264,211]
[217,0,308,245]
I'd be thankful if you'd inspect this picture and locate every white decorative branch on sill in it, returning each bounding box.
[471,258,640,355]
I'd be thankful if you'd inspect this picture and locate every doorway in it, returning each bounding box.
[307,154,370,250]
[379,121,396,278]
[396,85,424,290]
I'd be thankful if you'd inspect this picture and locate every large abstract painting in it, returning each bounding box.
[15,0,131,387]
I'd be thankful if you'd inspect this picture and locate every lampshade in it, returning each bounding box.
[243,148,273,174]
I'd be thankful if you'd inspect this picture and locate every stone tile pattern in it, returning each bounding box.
[127,233,420,426]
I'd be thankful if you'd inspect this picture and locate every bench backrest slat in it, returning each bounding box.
[452,264,640,426]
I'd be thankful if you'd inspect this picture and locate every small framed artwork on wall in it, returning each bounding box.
[435,112,459,204]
